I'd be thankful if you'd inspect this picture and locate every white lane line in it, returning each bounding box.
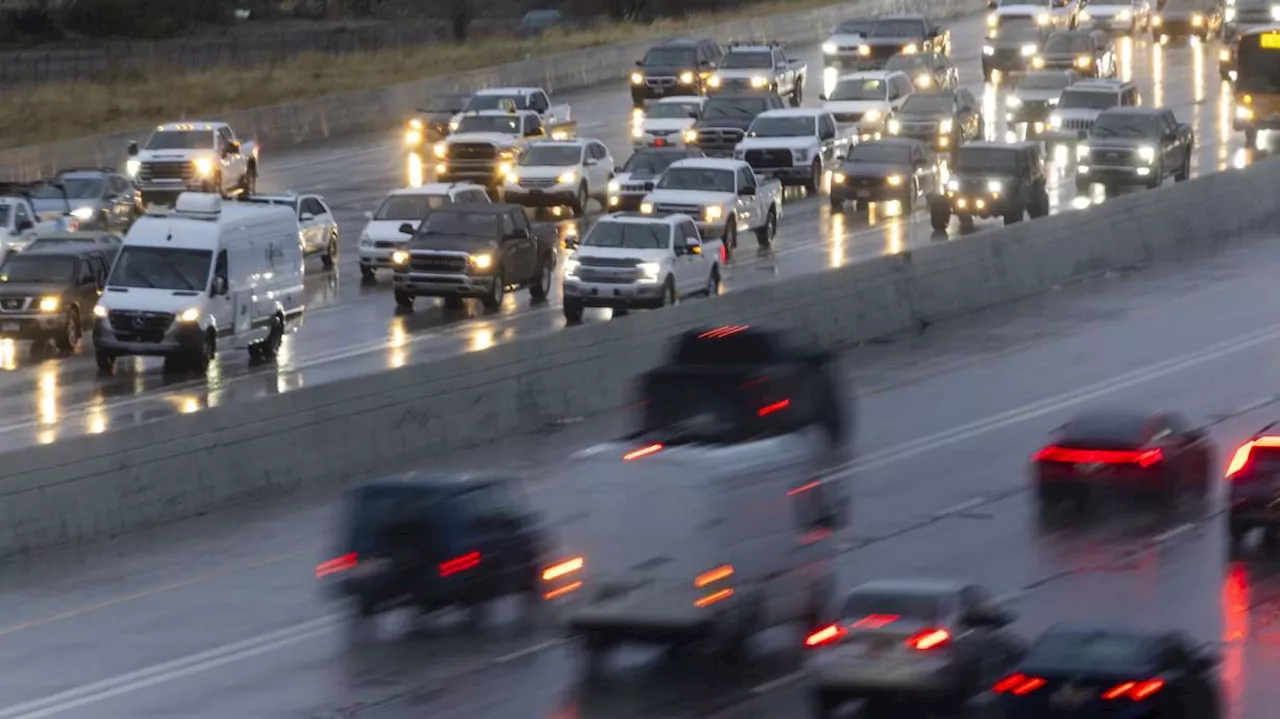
[1152,522,1196,545]
[0,615,340,719]
[933,497,986,518]
[490,637,567,664]
[750,670,807,694]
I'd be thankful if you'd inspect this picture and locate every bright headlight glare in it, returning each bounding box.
[1192,13,1203,24]
[1077,144,1091,159]
[1272,5,1280,19]
[558,171,577,184]
[564,258,579,276]
[823,42,837,53]
[902,43,917,54]
[38,296,59,313]
[631,72,643,84]
[750,76,768,87]
[178,307,200,323]
[506,172,520,184]
[632,126,644,138]
[834,172,847,183]
[448,120,460,131]
[887,174,903,186]
[1006,96,1022,108]
[1021,44,1037,56]
[684,128,699,143]
[704,205,723,221]
[193,156,214,177]
[939,118,953,133]
[638,261,661,279]
[915,73,931,87]
[608,180,620,192]
[864,109,882,121]
[640,202,654,214]
[1117,10,1131,20]
[126,159,141,177]
[858,45,871,55]
[1237,106,1253,119]
[404,129,422,145]
[709,75,722,87]
[433,142,447,159]
[470,253,493,269]
[987,13,998,26]
[987,180,1003,192]
[1076,55,1092,67]
[947,179,959,190]
[392,250,410,264]
[983,45,995,56]
[1138,145,1156,162]
[93,304,108,318]
[498,162,512,176]
[1033,57,1046,68]
[1079,10,1091,21]
[888,119,901,134]
[1221,48,1232,61]
[408,119,423,130]
[1049,114,1062,127]
[1036,13,1050,24]
[680,71,695,83]
[70,207,94,220]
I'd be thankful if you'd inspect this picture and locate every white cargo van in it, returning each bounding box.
[91,192,304,373]
[541,429,842,674]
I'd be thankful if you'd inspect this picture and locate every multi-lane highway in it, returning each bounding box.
[3,201,1280,718]
[0,14,1260,453]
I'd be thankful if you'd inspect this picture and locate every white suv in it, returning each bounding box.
[1043,79,1140,144]
[561,211,722,323]
[356,183,490,279]
[820,70,914,140]
[501,138,615,217]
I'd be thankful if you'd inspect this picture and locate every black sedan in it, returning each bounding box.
[1032,30,1117,77]
[1031,409,1213,516]
[1225,422,1280,549]
[888,88,983,152]
[829,138,940,212]
[884,51,959,91]
[993,625,1221,719]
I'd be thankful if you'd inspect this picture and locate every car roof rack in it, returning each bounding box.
[727,40,784,47]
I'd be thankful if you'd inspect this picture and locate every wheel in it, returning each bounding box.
[755,208,777,248]
[722,222,737,262]
[571,183,589,217]
[359,264,376,280]
[443,295,465,310]
[394,290,414,309]
[1146,166,1162,189]
[54,308,81,353]
[253,315,284,360]
[1246,128,1258,147]
[803,161,822,194]
[830,195,844,211]
[95,350,115,373]
[1029,188,1050,218]
[242,165,257,195]
[190,331,215,372]
[321,232,338,270]
[1003,205,1024,225]
[1174,149,1190,181]
[528,253,553,301]
[958,213,976,232]
[705,267,720,297]
[1075,177,1091,193]
[580,630,612,682]
[480,270,506,310]
[716,596,761,664]
[563,299,584,323]
[930,204,950,232]
[661,277,677,307]
[790,82,803,107]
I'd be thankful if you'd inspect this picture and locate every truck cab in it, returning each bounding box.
[709,42,808,106]
[438,110,572,189]
[126,122,259,207]
[735,108,853,191]
[641,157,783,258]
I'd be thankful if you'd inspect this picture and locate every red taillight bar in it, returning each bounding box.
[1033,445,1163,468]
[758,399,791,417]
[439,551,481,577]
[1103,678,1165,700]
[993,673,1047,695]
[805,623,847,647]
[698,325,749,339]
[316,552,357,578]
[907,627,951,650]
[623,443,664,461]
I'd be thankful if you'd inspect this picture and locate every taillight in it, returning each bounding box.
[543,556,584,582]
[438,551,481,577]
[993,673,1047,695]
[1226,442,1254,478]
[851,614,900,629]
[1033,445,1164,468]
[542,556,585,600]
[623,442,663,461]
[316,552,357,578]
[695,565,734,588]
[1102,678,1165,700]
[758,399,791,417]
[698,325,748,338]
[805,623,847,647]
[906,627,950,650]
[694,565,734,608]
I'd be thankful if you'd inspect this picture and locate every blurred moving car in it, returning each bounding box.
[1225,422,1280,548]
[993,624,1222,719]
[357,183,491,280]
[1151,0,1224,41]
[823,18,878,70]
[885,50,961,90]
[632,96,707,148]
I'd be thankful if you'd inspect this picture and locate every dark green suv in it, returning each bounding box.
[930,141,1050,232]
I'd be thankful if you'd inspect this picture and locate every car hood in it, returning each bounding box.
[693,117,755,131]
[643,188,733,206]
[1013,89,1062,103]
[136,149,207,161]
[407,235,499,253]
[823,100,891,114]
[862,37,924,47]
[738,136,815,150]
[1041,50,1086,61]
[511,165,579,180]
[362,219,419,240]
[446,132,519,146]
[1085,136,1154,148]
[838,160,910,177]
[642,118,696,132]
[100,287,209,313]
[0,281,70,298]
[716,68,774,80]
[824,32,866,46]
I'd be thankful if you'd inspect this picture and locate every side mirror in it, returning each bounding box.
[15,220,33,231]
[363,210,373,219]
[126,140,139,156]
[687,243,702,255]
[563,235,579,249]
[223,141,238,157]
[739,185,756,195]
[818,93,828,101]
[963,605,1015,628]
[635,59,643,66]
[211,276,228,296]
[398,222,416,235]
[507,228,531,240]
[299,212,315,222]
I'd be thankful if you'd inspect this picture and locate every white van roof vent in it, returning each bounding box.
[173,192,223,215]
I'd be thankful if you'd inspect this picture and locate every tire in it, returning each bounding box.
[755,208,777,248]
[563,299,584,324]
[829,195,844,212]
[1003,205,1024,225]
[722,221,737,262]
[1029,188,1050,218]
[443,295,465,310]
[790,83,803,107]
[1246,128,1258,147]
[528,254,553,301]
[321,232,338,270]
[705,267,720,297]
[253,315,284,360]
[394,290,414,309]
[190,331,215,373]
[716,596,761,664]
[480,270,506,310]
[661,277,677,307]
[95,349,115,373]
[803,161,822,194]
[1174,149,1190,181]
[1075,177,1091,193]
[930,204,950,232]
[1147,167,1162,190]
[359,264,376,280]
[54,308,80,353]
[571,183,589,218]
[959,213,976,232]
[242,165,257,195]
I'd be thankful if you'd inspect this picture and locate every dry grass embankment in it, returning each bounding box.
[0,0,842,150]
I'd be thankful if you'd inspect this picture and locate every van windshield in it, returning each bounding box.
[109,246,211,291]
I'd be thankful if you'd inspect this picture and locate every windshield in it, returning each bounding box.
[900,93,954,113]
[848,143,912,163]
[1058,89,1119,109]
[622,151,685,173]
[583,222,670,249]
[870,19,926,37]
[721,51,773,69]
[956,147,1019,172]
[144,130,212,151]
[885,54,928,72]
[830,78,888,101]
[643,47,697,66]
[703,97,773,119]
[747,115,815,137]
[423,95,470,112]
[0,255,75,283]
[519,145,582,166]
[1237,42,1280,93]
[108,246,211,291]
[1045,35,1090,53]
[837,19,876,34]
[994,19,1040,40]
[422,211,499,237]
[1091,112,1159,137]
[454,116,521,134]
[842,592,945,621]
[1016,72,1072,90]
[32,179,104,200]
[657,167,736,192]
[648,102,702,119]
[374,194,447,220]
[1025,632,1154,672]
[465,94,528,112]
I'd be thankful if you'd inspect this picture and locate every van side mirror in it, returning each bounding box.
[127,140,139,156]
[211,276,228,296]
[399,222,416,235]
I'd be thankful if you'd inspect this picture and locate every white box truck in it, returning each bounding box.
[92,192,304,374]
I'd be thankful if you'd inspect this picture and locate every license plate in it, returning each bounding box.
[1,323,17,332]
[856,189,872,198]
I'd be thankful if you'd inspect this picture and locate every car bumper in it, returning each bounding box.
[1228,497,1280,527]
[438,165,506,186]
[751,165,813,184]
[0,314,66,339]
[606,193,647,211]
[392,271,496,298]
[358,246,405,267]
[92,319,206,356]
[831,181,905,202]
[1077,164,1157,184]
[945,194,1010,218]
[503,184,579,206]
[563,280,667,308]
[632,134,689,149]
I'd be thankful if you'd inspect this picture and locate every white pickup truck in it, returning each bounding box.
[451,87,573,136]
[641,157,783,259]
[126,122,259,207]
[734,108,854,192]
[0,192,72,257]
[436,109,576,190]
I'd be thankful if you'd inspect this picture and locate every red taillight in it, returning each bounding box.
[698,325,748,339]
[906,627,950,650]
[1225,436,1280,478]
[805,623,847,647]
[654,137,667,146]
[1103,678,1165,700]
[993,673,1047,695]
[316,552,357,578]
[1033,445,1164,468]
[439,551,481,577]
[851,614,900,629]
[623,442,664,461]
[758,399,791,417]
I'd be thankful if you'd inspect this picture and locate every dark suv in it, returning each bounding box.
[631,37,723,106]
[318,473,548,623]
[930,142,1050,232]
[0,242,114,352]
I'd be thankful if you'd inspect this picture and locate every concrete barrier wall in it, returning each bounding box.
[0,151,1277,558]
[0,0,983,182]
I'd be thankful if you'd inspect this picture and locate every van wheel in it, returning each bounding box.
[755,208,777,248]
[661,276,677,307]
[529,253,553,301]
[717,596,762,664]
[480,270,506,310]
[241,165,257,195]
[95,350,116,374]
[930,204,950,233]
[394,290,414,309]
[580,630,612,682]
[192,331,215,372]
[55,308,81,353]
[252,315,284,360]
[321,232,339,270]
[705,267,720,297]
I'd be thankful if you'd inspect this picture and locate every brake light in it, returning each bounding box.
[758,399,791,417]
[438,551,481,577]
[1226,436,1280,478]
[906,628,950,650]
[624,443,663,461]
[698,325,748,339]
[851,614,900,629]
[806,623,847,646]
[542,556,584,582]
[1033,445,1164,468]
[695,564,734,588]
[993,673,1047,695]
[1103,678,1165,700]
[316,552,357,578]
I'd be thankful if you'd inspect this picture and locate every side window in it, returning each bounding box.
[214,249,228,284]
[217,127,234,148]
[526,115,543,136]
[591,143,607,160]
[467,189,490,202]
[772,49,784,66]
[463,483,519,527]
[501,212,518,237]
[821,114,837,139]
[108,177,127,196]
[530,92,549,112]
[86,255,107,284]
[14,203,30,225]
[737,166,756,190]
[1161,112,1177,133]
[304,198,326,217]
[76,258,94,285]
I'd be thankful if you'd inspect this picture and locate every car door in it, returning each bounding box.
[1158,110,1183,171]
[311,196,336,246]
[455,482,531,594]
[589,143,614,193]
[670,220,701,293]
[501,209,535,280]
[211,249,236,336]
[735,166,758,228]
[300,196,329,253]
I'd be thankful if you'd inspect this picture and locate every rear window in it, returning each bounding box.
[1025,631,1155,672]
[842,591,947,621]
[343,487,447,556]
[1059,414,1149,449]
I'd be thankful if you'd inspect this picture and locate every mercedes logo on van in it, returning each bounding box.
[133,316,145,328]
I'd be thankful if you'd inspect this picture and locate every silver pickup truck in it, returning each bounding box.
[709,42,808,106]
[641,157,783,259]
[126,122,259,207]
[734,108,855,192]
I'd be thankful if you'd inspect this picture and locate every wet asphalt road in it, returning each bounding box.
[6,215,1280,717]
[0,14,1264,453]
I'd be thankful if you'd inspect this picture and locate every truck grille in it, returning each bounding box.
[745,148,793,169]
[408,255,467,273]
[899,121,939,135]
[991,48,1022,64]
[691,128,745,153]
[579,256,643,268]
[645,76,677,88]
[620,181,653,193]
[866,43,906,60]
[845,175,890,188]
[374,240,402,249]
[832,112,864,123]
[1062,117,1096,131]
[140,162,193,182]
[654,203,702,215]
[1086,147,1138,164]
[0,297,31,312]
[108,310,173,342]
[448,143,497,161]
[519,178,559,188]
[578,268,640,283]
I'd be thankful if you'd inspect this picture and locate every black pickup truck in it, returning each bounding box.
[685,92,789,156]
[1075,106,1192,193]
[390,203,559,311]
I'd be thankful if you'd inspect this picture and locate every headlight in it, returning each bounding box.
[983,45,995,56]
[1192,13,1203,24]
[38,296,60,313]
[178,307,201,323]
[409,119,423,130]
[1049,114,1062,128]
[823,42,838,53]
[1021,43,1037,56]
[709,75,722,87]
[448,120,460,131]
[632,126,644,138]
[915,73,931,88]
[864,109,882,122]
[608,180,620,193]
[1032,57,1045,68]
[1137,145,1156,162]
[680,71,695,84]
[750,76,768,88]
[946,179,959,191]
[126,159,141,177]
[640,202,654,214]
[506,172,520,184]
[1272,5,1280,20]
[631,72,643,84]
[834,172,847,183]
[192,156,214,177]
[1006,96,1023,108]
[433,142,447,159]
[1078,144,1090,160]
[392,250,410,264]
[558,171,577,184]
[887,174,903,186]
[1226,7,1236,21]
[1151,15,1161,25]
[637,262,662,280]
[70,207,94,220]
[888,119,901,134]
[469,253,493,269]
[987,13,998,26]
[1079,10,1091,21]
[902,43,918,54]
[1036,12,1051,25]
[684,128,698,143]
[987,180,1003,193]
[1237,106,1253,120]
[1076,55,1092,67]
[939,118,953,133]
[1220,48,1232,61]
[704,205,723,222]
[404,129,422,145]
[858,45,871,56]
[497,162,512,176]
[93,304,108,319]
[1117,10,1132,20]
[564,258,579,277]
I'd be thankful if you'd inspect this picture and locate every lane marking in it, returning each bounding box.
[750,670,807,694]
[490,637,567,664]
[1152,522,1196,545]
[933,497,986,518]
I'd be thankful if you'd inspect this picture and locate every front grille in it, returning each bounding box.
[647,130,677,138]
[447,143,497,161]
[991,48,1022,64]
[692,128,745,152]
[578,268,639,284]
[846,175,888,188]
[645,76,677,88]
[620,182,653,193]
[374,241,401,249]
[899,121,939,135]
[655,203,702,215]
[0,297,30,312]
[745,148,794,169]
[108,310,173,342]
[833,112,864,123]
[1087,148,1138,164]
[866,43,907,60]
[140,162,192,182]
[408,254,467,273]
[1062,117,1096,131]
[519,178,559,188]
[579,256,643,268]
